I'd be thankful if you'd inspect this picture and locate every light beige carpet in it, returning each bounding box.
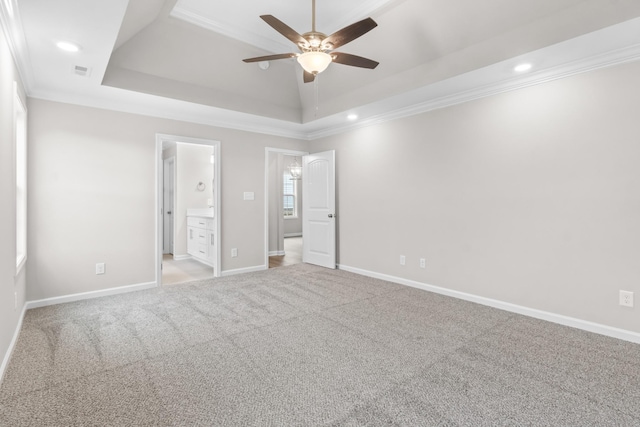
[1,264,639,425]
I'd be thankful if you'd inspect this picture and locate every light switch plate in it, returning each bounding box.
[243,192,254,201]
[96,263,105,275]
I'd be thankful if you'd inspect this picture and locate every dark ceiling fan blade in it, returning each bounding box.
[303,70,315,83]
[322,17,377,49]
[260,15,307,46]
[243,53,297,63]
[331,52,379,69]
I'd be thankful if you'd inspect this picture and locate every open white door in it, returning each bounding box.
[162,157,175,255]
[302,150,336,269]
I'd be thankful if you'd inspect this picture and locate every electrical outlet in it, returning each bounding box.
[400,255,406,266]
[96,263,105,275]
[231,248,238,258]
[619,290,634,307]
[420,258,426,269]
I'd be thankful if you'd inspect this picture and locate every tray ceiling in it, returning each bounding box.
[7,0,640,138]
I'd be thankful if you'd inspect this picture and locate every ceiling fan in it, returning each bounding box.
[243,0,379,83]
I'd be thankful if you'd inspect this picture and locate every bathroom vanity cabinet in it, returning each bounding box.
[187,215,215,267]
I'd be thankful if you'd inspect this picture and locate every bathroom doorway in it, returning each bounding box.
[156,134,221,285]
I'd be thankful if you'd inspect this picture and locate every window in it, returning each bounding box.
[14,84,27,272]
[283,171,297,218]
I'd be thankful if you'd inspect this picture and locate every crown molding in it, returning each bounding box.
[28,87,310,140]
[8,8,640,142]
[27,37,640,143]
[170,6,292,54]
[0,0,34,91]
[305,42,640,140]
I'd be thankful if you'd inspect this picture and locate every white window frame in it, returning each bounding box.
[283,170,298,219]
[14,83,27,273]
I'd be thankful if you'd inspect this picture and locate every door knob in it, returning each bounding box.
[328,214,334,218]
[167,211,172,215]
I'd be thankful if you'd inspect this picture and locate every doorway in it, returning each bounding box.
[156,134,221,286]
[264,148,308,268]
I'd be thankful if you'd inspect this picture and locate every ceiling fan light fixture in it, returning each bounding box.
[297,51,332,74]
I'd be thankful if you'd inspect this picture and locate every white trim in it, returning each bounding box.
[170,6,292,56]
[221,265,267,277]
[338,264,640,344]
[13,82,27,275]
[162,156,176,256]
[173,254,192,261]
[25,281,158,310]
[170,0,393,56]
[0,0,34,91]
[29,88,310,140]
[307,43,640,140]
[269,250,285,256]
[0,303,27,384]
[284,232,302,238]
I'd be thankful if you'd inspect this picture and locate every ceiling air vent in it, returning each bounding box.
[73,65,91,77]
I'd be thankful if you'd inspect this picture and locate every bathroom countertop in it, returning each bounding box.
[187,208,214,218]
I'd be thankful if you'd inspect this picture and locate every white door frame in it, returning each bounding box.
[156,134,221,285]
[264,147,308,268]
[162,156,175,255]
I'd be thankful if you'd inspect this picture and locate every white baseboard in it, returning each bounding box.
[269,250,285,256]
[221,265,267,277]
[173,254,191,261]
[338,264,640,344]
[25,281,158,310]
[284,233,302,238]
[0,304,27,384]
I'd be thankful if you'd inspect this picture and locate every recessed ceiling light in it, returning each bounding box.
[56,41,81,53]
[514,63,532,73]
[347,114,358,121]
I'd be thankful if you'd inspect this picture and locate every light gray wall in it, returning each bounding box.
[27,99,308,301]
[174,143,214,256]
[0,26,27,378]
[310,60,640,334]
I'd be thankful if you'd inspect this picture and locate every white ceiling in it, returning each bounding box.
[5,0,640,139]
[170,0,396,54]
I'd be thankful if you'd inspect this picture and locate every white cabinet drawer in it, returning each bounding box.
[187,216,214,230]
[186,215,215,269]
[187,217,209,228]
[197,244,207,257]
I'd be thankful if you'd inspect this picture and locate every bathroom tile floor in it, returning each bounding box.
[162,254,213,285]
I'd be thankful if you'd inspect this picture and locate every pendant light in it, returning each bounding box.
[288,158,302,180]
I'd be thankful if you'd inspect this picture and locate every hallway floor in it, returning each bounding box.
[269,237,303,268]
